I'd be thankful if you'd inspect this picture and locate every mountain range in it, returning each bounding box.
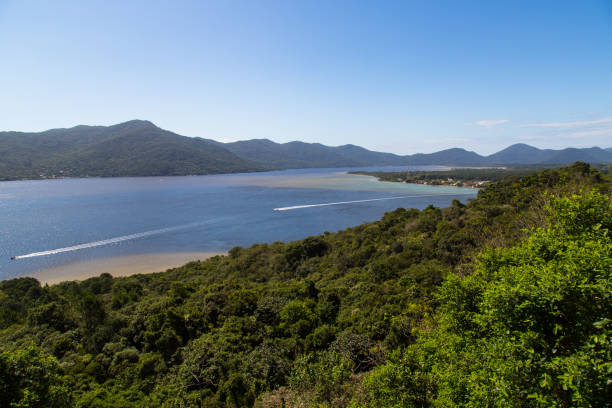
[1,120,611,180]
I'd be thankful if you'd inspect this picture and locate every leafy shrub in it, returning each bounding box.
[0,346,71,408]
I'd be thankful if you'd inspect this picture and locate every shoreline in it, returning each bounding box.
[28,252,225,285]
[376,179,480,189]
[350,172,481,189]
[0,165,457,183]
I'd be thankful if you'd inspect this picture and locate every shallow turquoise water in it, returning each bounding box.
[0,166,477,280]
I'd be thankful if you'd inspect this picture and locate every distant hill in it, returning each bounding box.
[407,148,486,165]
[215,139,407,168]
[481,144,612,166]
[485,143,554,164]
[1,121,611,180]
[411,144,612,166]
[0,121,262,180]
[219,140,612,168]
[540,147,612,165]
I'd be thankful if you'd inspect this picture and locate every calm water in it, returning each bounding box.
[0,167,478,280]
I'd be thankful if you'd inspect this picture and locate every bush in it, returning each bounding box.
[289,351,353,403]
[0,346,71,408]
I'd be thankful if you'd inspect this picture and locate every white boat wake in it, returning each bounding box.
[273,193,473,211]
[12,222,203,260]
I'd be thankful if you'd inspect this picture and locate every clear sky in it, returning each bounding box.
[1,0,611,154]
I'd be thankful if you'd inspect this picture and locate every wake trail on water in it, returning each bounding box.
[12,222,204,260]
[273,193,474,211]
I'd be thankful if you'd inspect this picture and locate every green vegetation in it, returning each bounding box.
[0,163,609,407]
[362,189,611,407]
[0,120,262,180]
[352,167,544,187]
[218,140,407,169]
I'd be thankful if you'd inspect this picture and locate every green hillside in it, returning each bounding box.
[217,139,408,169]
[0,162,609,407]
[0,121,262,180]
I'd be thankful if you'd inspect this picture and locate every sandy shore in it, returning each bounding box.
[28,252,225,285]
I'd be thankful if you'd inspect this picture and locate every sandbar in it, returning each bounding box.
[28,252,225,285]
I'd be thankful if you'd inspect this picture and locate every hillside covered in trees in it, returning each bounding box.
[0,163,610,407]
[0,120,263,180]
[2,120,612,181]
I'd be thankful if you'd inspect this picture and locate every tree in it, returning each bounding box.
[80,293,105,331]
[0,346,71,408]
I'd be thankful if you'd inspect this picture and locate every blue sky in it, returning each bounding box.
[1,0,611,154]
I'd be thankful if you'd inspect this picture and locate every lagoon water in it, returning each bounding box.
[0,167,478,281]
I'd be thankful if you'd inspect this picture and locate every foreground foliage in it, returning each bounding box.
[0,162,609,407]
[362,189,611,407]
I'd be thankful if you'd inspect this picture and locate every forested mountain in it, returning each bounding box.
[1,120,612,181]
[0,120,262,179]
[485,143,555,164]
[406,147,486,165]
[219,141,612,167]
[541,147,612,164]
[481,143,612,165]
[215,139,407,168]
[220,140,612,168]
[404,144,612,165]
[0,162,609,407]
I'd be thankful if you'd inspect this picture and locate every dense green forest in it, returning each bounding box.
[0,121,262,180]
[0,163,610,407]
[214,139,406,169]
